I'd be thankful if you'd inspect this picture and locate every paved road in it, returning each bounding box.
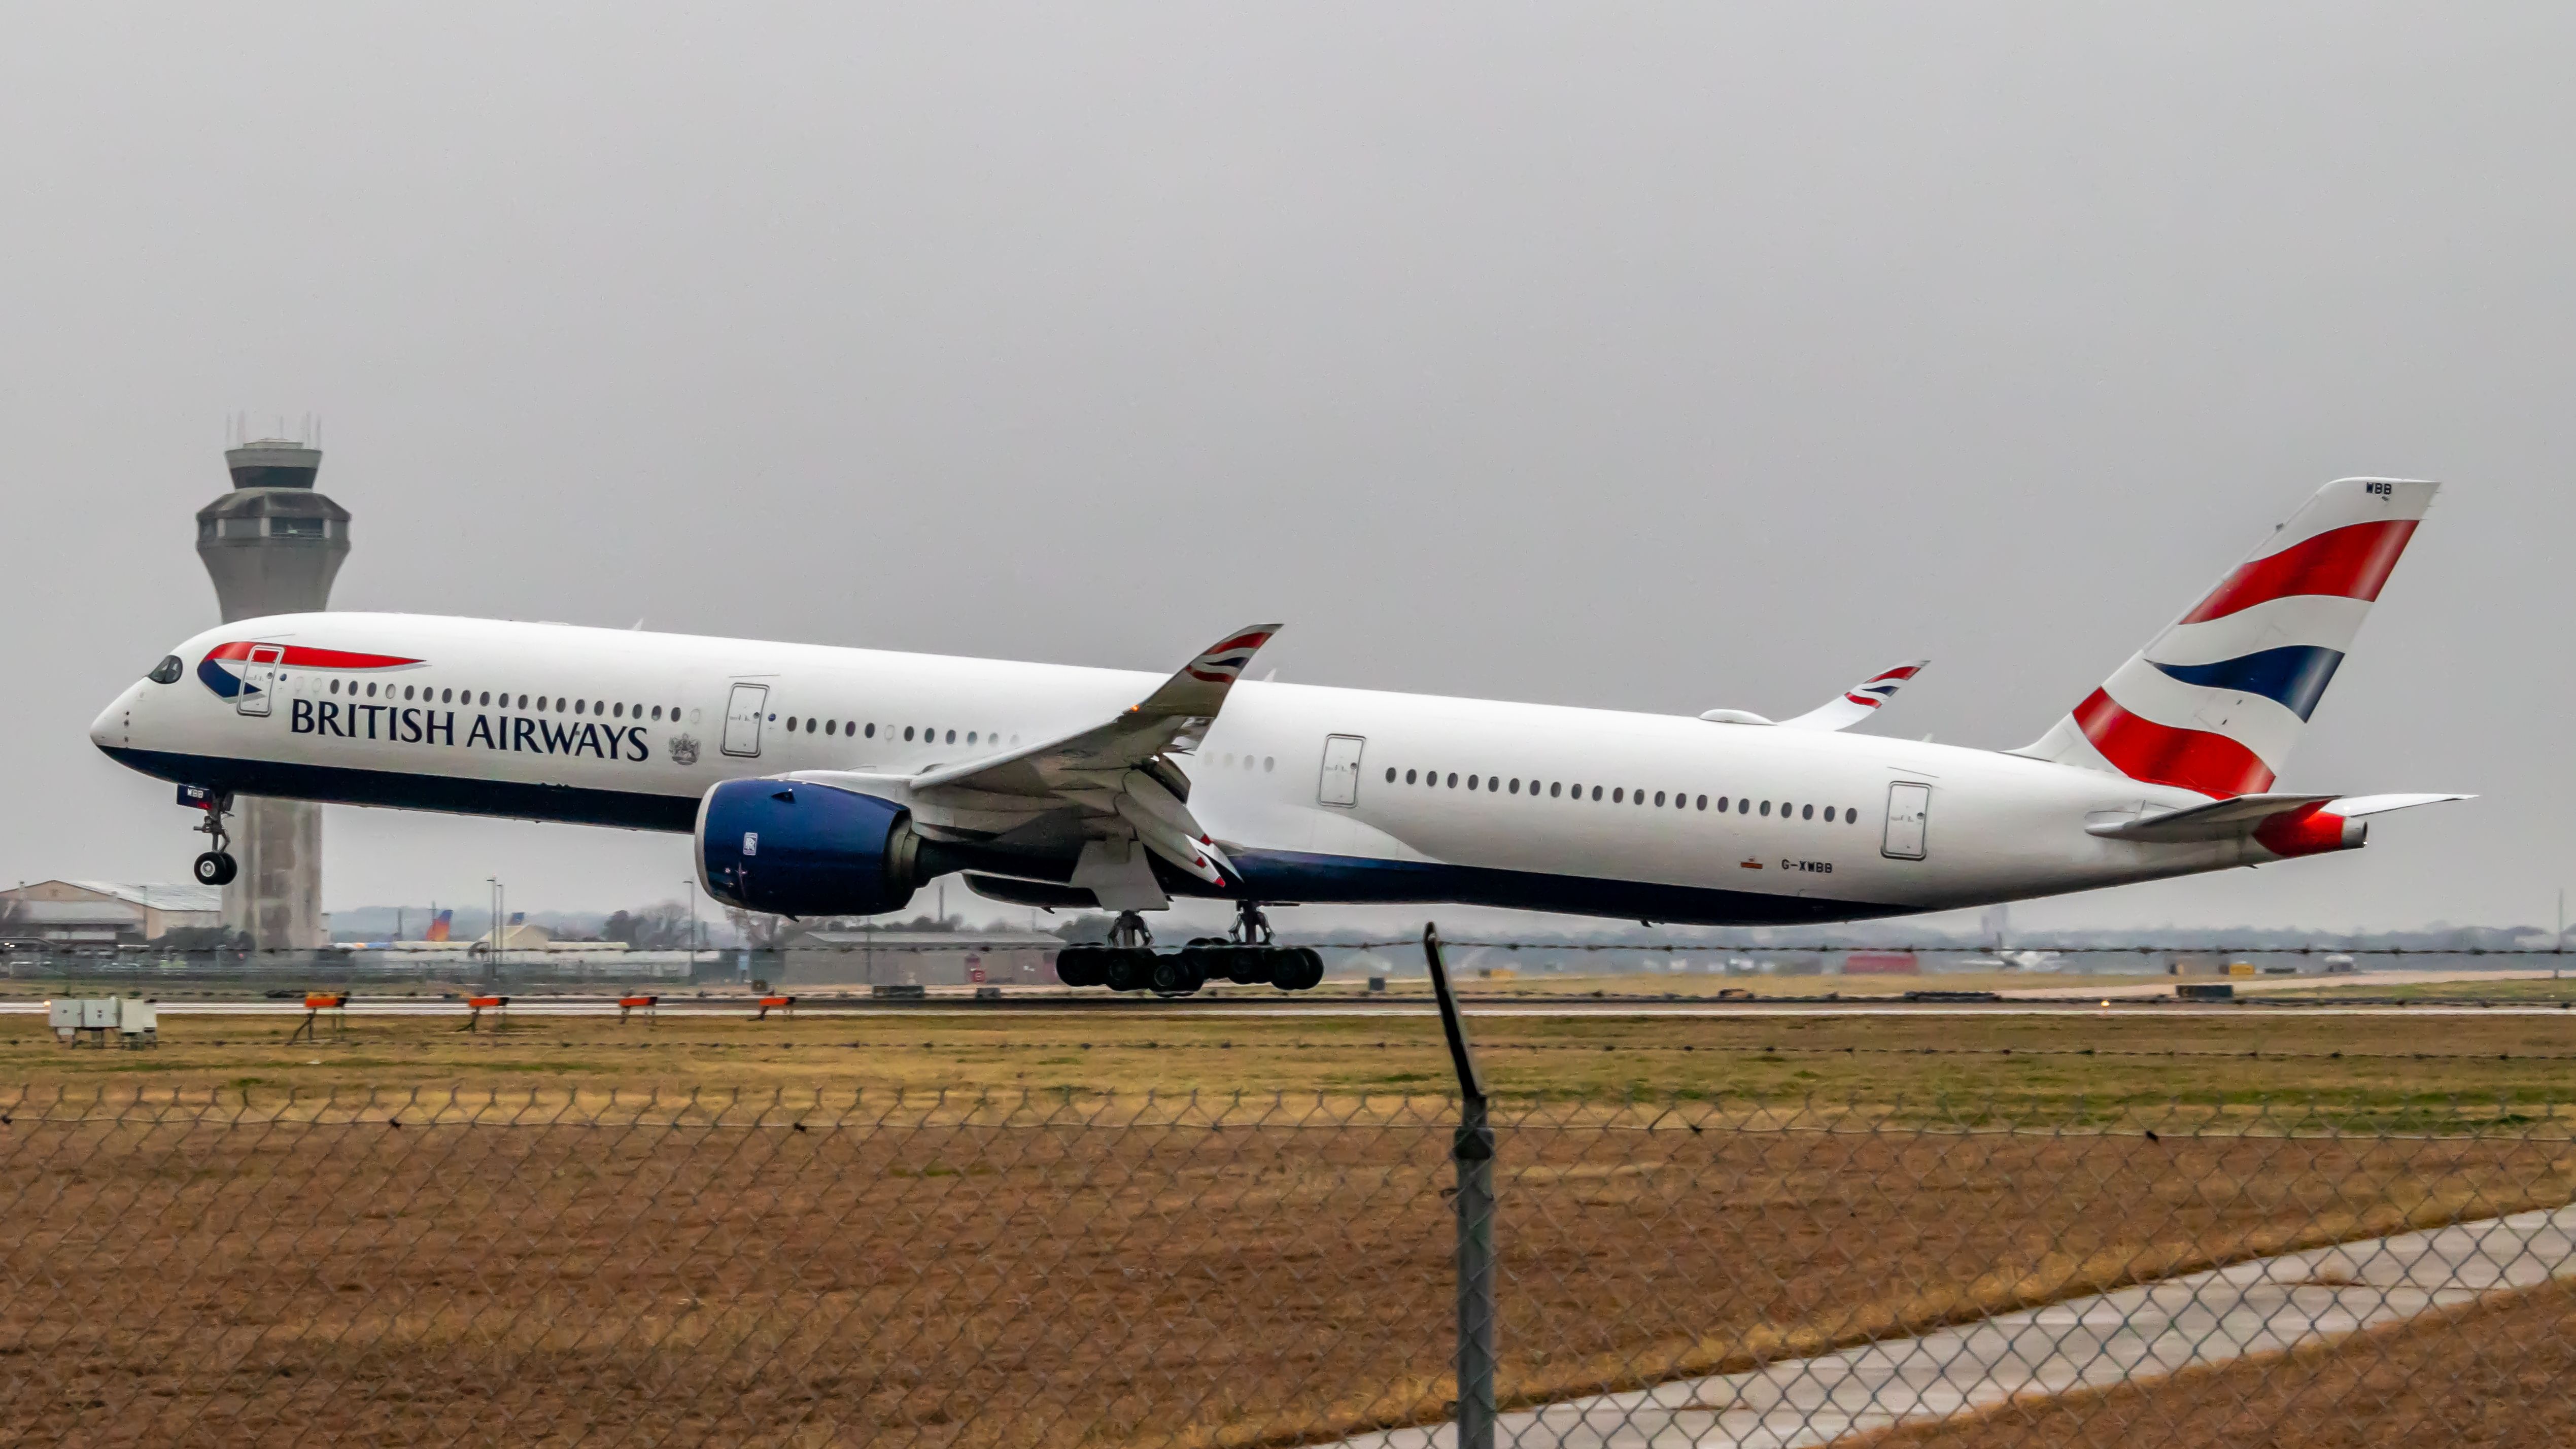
[1330,1203,2576,1447]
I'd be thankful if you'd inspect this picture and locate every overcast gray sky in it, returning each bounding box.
[4,6,2568,935]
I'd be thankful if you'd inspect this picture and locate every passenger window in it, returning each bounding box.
[1654,791,1665,807]
[1467,776,1479,791]
[1590,786,1602,801]
[1613,788,1624,803]
[1264,756,1276,771]
[365,682,377,698]
[946,730,956,744]
[1386,768,1397,783]
[1550,782,1562,797]
[1445,773,1457,787]
[1697,795,1707,810]
[904,727,916,741]
[864,723,875,738]
[1761,801,1772,816]
[1508,779,1520,794]
[1847,807,1860,824]
[1822,806,1834,822]
[968,731,978,744]
[1802,804,1814,820]
[1405,769,1417,784]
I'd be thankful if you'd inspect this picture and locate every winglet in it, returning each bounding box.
[1771,660,1929,732]
[1135,623,1284,719]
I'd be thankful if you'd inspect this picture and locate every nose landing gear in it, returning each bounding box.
[190,791,239,888]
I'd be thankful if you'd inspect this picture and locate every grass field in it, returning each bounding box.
[8,999,2575,1125]
[6,993,2573,1444]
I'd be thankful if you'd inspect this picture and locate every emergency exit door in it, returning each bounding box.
[1882,781,1931,860]
[723,683,770,757]
[236,645,284,717]
[1317,735,1366,807]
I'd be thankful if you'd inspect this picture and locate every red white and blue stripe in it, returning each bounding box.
[197,640,424,701]
[2019,478,2436,798]
[1183,629,1277,684]
[1845,663,1921,710]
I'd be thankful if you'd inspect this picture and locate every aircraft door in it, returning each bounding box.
[722,683,770,757]
[236,645,284,717]
[1882,781,1930,860]
[1317,734,1365,807]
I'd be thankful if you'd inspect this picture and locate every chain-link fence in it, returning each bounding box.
[2,1083,2571,1446]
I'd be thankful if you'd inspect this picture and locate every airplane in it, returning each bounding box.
[92,477,2463,996]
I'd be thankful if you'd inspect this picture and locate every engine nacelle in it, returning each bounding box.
[696,778,920,918]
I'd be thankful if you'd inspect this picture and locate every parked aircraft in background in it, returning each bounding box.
[95,478,2463,995]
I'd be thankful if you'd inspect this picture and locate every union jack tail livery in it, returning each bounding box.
[2016,477,2437,798]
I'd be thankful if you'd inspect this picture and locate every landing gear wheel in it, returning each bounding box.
[1104,948,1155,993]
[1269,946,1323,992]
[1150,952,1205,997]
[193,851,238,888]
[1054,945,1106,989]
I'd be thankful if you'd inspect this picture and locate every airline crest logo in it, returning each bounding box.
[197,641,423,701]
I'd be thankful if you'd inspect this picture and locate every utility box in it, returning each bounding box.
[50,997,155,1047]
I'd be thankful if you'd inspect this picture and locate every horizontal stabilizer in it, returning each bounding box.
[2089,791,2469,843]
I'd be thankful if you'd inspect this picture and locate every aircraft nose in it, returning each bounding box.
[91,683,141,749]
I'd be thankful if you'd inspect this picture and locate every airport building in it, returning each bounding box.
[195,430,350,952]
[778,930,1067,988]
[0,881,223,946]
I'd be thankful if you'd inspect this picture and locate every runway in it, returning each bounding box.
[3,996,2570,1020]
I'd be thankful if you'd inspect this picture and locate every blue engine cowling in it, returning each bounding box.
[696,778,920,918]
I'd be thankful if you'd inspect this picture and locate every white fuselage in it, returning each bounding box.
[95,612,2277,926]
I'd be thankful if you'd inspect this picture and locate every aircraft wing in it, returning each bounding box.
[899,623,1283,889]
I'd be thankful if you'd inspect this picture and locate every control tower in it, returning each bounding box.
[195,433,351,951]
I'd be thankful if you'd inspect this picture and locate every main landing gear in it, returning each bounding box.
[191,791,239,888]
[1052,903,1326,997]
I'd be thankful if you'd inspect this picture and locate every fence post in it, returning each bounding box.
[1423,923,1495,1449]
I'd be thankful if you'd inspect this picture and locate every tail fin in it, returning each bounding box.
[2015,477,2437,798]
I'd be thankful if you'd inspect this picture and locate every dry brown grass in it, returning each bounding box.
[1,1087,2569,1446]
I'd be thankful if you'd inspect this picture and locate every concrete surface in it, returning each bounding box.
[1332,1203,2576,1448]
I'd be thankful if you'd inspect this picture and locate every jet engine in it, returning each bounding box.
[696,778,932,918]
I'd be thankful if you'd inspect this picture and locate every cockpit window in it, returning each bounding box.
[146,655,183,684]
